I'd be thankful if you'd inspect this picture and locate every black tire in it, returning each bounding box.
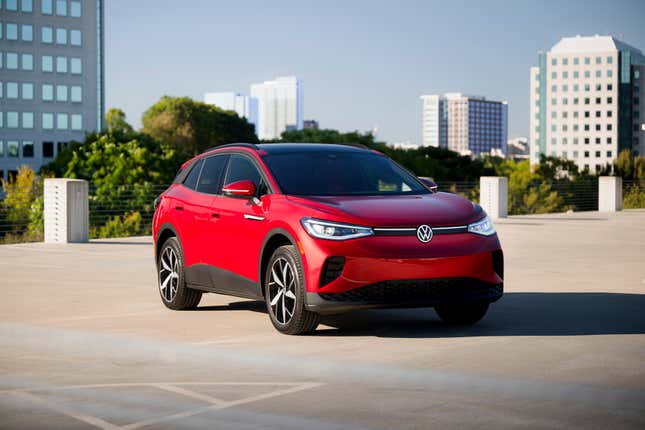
[157,237,202,310]
[264,245,320,335]
[435,302,490,325]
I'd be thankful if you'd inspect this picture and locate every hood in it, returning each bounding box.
[286,192,484,227]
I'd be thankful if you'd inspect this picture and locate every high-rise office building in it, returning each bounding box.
[250,76,303,140]
[420,94,448,149]
[529,35,645,171]
[420,93,508,156]
[0,0,104,181]
[203,91,258,130]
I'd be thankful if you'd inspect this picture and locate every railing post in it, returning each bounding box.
[479,177,508,219]
[598,176,622,212]
[44,178,89,243]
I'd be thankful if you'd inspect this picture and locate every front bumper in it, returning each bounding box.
[299,232,504,315]
[306,277,503,315]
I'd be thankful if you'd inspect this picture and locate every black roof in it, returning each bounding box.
[202,142,373,156]
[256,143,371,154]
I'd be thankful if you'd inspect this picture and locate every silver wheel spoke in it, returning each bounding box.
[281,293,286,322]
[270,289,283,306]
[285,290,296,300]
[161,257,171,271]
[160,274,171,290]
[271,268,284,288]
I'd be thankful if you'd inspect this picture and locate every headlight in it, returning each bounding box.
[301,218,373,241]
[468,215,496,236]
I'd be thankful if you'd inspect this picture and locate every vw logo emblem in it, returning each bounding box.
[416,224,433,243]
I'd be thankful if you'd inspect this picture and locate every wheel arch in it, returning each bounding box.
[258,228,298,297]
[155,223,181,262]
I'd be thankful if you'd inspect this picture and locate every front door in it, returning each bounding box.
[207,154,271,296]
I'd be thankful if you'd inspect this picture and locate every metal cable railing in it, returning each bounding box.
[0,185,44,244]
[88,184,169,239]
[622,179,645,209]
[1,178,644,243]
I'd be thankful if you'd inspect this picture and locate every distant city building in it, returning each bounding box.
[387,141,420,150]
[420,93,508,156]
[250,76,303,140]
[420,95,448,149]
[303,119,319,130]
[507,137,530,160]
[530,35,645,172]
[0,0,104,182]
[203,92,258,129]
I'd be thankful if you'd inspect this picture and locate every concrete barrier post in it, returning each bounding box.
[44,178,89,243]
[479,177,508,219]
[598,176,622,212]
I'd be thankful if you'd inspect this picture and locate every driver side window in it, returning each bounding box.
[224,155,266,195]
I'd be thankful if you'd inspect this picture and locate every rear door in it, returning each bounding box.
[193,154,229,268]
[170,158,204,268]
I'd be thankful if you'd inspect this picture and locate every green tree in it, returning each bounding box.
[279,128,381,148]
[142,96,257,157]
[105,107,134,136]
[0,166,44,243]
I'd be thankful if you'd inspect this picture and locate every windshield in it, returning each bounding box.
[262,151,429,196]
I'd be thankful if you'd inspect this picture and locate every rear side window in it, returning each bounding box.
[197,155,228,194]
[183,159,203,190]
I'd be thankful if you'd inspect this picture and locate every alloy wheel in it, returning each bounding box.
[159,246,179,302]
[268,257,297,324]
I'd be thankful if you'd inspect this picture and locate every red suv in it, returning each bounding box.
[153,143,503,334]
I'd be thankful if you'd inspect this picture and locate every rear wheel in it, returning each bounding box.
[158,237,202,310]
[265,245,320,335]
[435,302,489,325]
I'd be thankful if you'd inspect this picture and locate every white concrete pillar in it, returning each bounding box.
[598,176,622,212]
[480,177,508,219]
[44,178,89,243]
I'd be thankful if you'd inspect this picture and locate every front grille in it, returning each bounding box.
[320,256,345,287]
[319,278,503,304]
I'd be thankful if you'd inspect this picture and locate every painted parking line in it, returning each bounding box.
[2,381,325,430]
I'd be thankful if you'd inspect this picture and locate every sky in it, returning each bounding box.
[106,0,645,144]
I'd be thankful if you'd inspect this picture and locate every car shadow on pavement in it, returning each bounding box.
[314,292,645,338]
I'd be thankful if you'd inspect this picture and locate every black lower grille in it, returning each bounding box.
[492,250,504,280]
[320,256,345,287]
[319,278,503,304]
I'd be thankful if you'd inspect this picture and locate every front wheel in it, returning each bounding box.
[435,302,490,325]
[265,245,320,335]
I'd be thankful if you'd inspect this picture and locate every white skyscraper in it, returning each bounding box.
[420,95,448,148]
[530,35,645,171]
[203,92,258,129]
[250,76,304,140]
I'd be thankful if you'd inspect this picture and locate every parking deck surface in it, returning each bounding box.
[1,210,644,429]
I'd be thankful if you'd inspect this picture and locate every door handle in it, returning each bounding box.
[211,213,220,218]
[175,206,184,211]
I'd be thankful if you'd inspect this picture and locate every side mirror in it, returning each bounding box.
[418,177,438,192]
[222,180,256,198]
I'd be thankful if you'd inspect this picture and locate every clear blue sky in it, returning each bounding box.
[106,0,645,144]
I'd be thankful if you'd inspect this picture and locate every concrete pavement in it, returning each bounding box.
[1,210,644,429]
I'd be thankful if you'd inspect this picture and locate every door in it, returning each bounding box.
[171,158,205,268]
[192,154,229,269]
[208,154,271,293]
